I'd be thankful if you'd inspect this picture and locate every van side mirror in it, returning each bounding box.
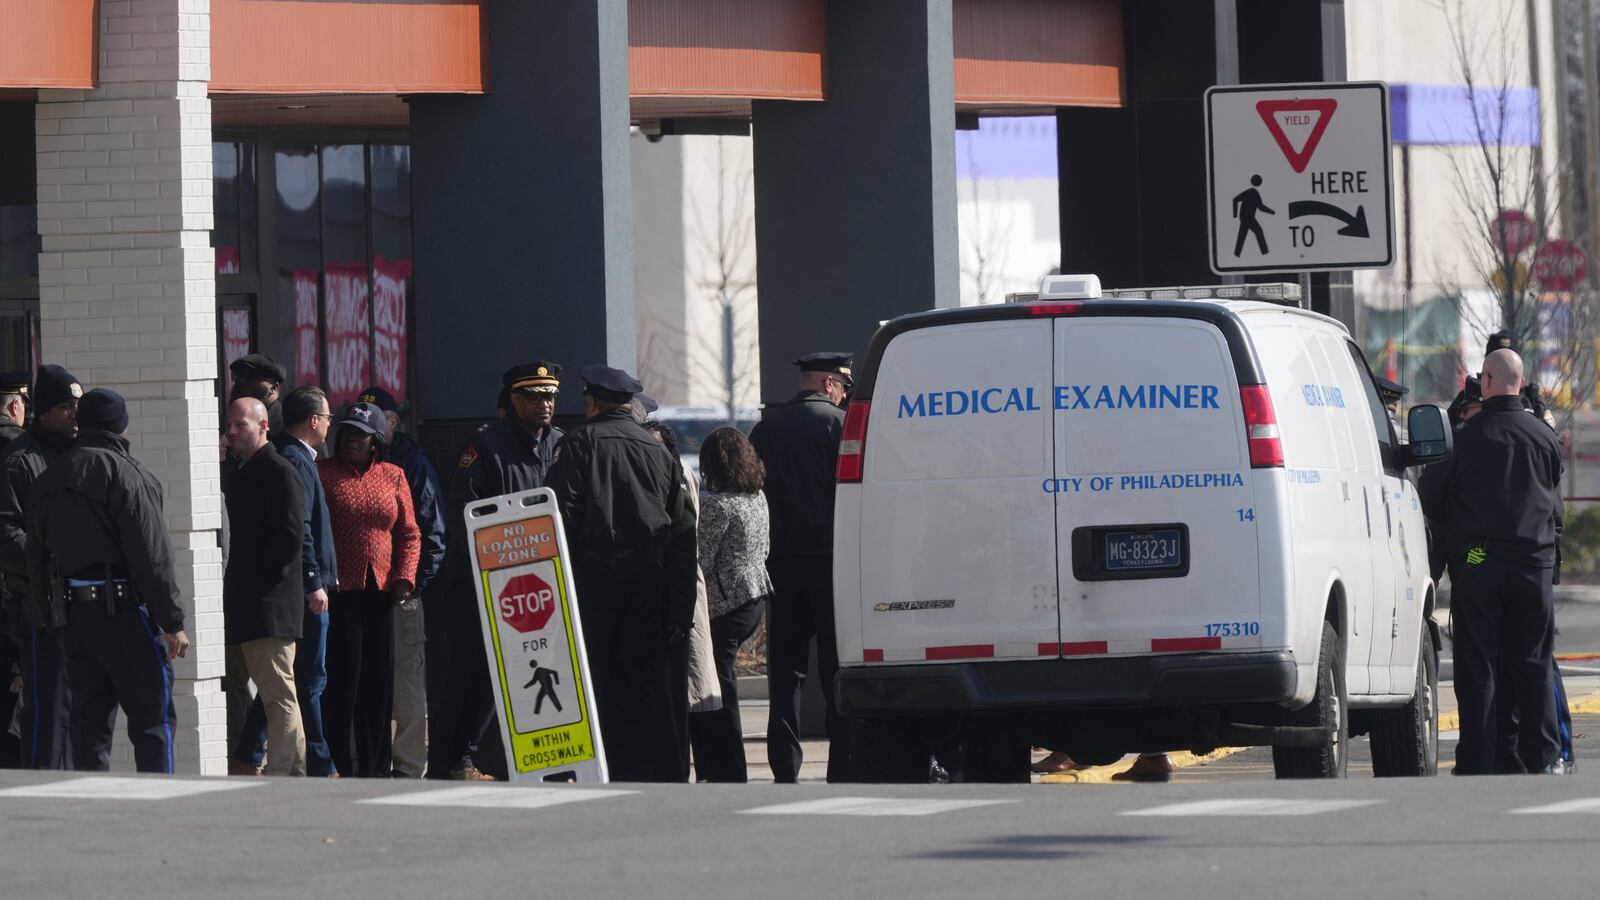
[1404,404,1452,467]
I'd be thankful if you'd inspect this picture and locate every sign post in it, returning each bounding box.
[1206,81,1395,275]
[466,487,607,783]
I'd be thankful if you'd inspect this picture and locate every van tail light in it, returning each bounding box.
[837,400,871,483]
[1239,385,1284,468]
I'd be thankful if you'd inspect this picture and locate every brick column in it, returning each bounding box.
[34,0,224,773]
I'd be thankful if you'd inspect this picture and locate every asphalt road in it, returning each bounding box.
[1,759,1597,899]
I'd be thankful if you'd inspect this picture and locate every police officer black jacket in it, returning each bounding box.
[25,430,185,633]
[0,428,75,626]
[544,409,698,627]
[221,442,305,644]
[444,415,563,582]
[1420,394,1563,566]
[748,391,844,558]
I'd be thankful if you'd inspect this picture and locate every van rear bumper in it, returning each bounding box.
[835,651,1298,717]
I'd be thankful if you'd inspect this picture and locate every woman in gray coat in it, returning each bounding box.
[689,427,773,782]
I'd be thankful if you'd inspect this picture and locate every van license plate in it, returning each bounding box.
[1104,530,1184,571]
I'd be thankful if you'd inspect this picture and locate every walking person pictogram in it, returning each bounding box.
[523,659,563,715]
[1232,174,1276,257]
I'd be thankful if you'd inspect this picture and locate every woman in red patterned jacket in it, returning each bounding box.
[318,401,421,778]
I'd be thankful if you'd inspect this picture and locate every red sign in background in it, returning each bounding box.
[1534,239,1589,292]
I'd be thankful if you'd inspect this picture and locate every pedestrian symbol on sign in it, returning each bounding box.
[523,659,563,715]
[1232,174,1276,257]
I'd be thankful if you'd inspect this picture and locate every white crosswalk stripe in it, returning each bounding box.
[1509,798,1600,815]
[0,777,266,801]
[741,797,1013,817]
[360,785,636,809]
[1122,798,1383,817]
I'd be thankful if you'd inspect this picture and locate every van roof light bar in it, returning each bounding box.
[1102,282,1303,307]
[1004,279,1302,307]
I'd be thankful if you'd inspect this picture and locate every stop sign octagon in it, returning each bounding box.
[498,572,557,633]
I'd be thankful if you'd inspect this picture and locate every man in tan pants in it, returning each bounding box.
[222,399,307,775]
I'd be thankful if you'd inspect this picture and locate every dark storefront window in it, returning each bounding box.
[370,145,412,403]
[277,146,324,391]
[211,142,257,276]
[321,145,371,408]
[271,141,413,411]
[0,104,39,279]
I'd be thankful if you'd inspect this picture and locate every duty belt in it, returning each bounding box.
[66,579,132,616]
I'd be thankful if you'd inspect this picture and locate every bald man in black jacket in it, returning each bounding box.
[1420,349,1564,775]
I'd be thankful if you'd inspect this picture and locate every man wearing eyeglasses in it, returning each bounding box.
[231,386,340,777]
[430,362,565,781]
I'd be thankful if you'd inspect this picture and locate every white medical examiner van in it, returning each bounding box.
[832,276,1453,782]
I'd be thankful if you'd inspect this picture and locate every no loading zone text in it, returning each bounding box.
[895,384,1221,419]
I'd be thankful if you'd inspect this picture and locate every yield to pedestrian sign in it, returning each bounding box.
[1206,81,1394,274]
[466,488,607,783]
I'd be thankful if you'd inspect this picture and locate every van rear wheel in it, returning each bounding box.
[1370,634,1439,777]
[849,717,928,784]
[1272,621,1348,779]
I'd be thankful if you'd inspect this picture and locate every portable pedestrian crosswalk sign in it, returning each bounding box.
[465,488,607,783]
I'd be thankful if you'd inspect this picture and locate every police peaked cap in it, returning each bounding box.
[229,353,287,385]
[0,371,29,397]
[580,364,643,403]
[32,364,83,412]
[794,352,853,379]
[503,361,562,394]
[1371,374,1408,403]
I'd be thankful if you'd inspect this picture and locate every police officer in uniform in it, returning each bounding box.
[427,362,564,781]
[27,389,190,773]
[1420,349,1564,775]
[0,365,82,770]
[749,351,854,783]
[0,372,27,766]
[544,365,696,782]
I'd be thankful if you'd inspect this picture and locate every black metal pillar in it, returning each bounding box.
[410,0,634,419]
[751,0,959,405]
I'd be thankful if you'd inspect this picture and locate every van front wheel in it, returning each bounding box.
[1272,621,1349,779]
[1370,635,1439,777]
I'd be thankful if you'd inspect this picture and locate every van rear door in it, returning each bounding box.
[855,319,1059,662]
[1051,316,1262,656]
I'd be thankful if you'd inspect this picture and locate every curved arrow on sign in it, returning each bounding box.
[1287,200,1369,238]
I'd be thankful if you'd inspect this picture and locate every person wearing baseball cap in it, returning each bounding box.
[428,361,566,781]
[356,385,446,778]
[0,364,83,770]
[539,363,695,781]
[317,401,421,778]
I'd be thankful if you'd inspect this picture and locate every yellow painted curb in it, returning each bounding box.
[1440,692,1600,732]
[1036,747,1246,785]
[1037,693,1600,785]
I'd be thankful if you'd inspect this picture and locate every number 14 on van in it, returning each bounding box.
[1236,507,1255,522]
